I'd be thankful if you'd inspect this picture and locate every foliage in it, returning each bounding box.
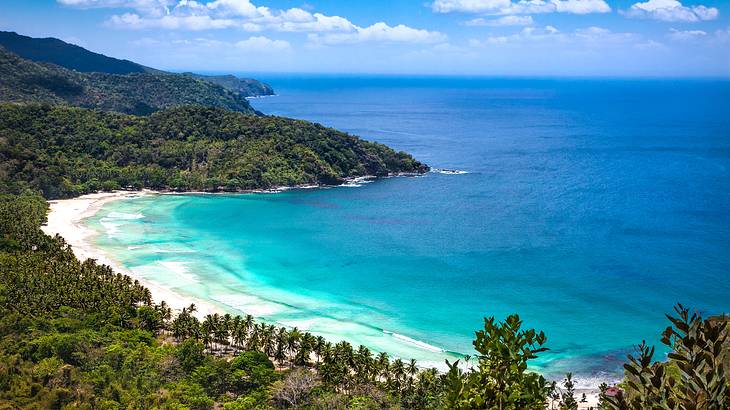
[602,304,728,409]
[0,47,255,115]
[0,30,147,75]
[184,73,274,97]
[442,314,552,409]
[0,30,274,97]
[0,103,428,199]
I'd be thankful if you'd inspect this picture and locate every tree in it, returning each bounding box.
[604,304,728,409]
[442,314,552,409]
[559,373,578,410]
[271,368,320,408]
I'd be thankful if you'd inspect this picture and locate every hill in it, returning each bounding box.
[0,103,428,198]
[0,31,274,97]
[184,73,275,97]
[0,30,148,74]
[0,47,255,115]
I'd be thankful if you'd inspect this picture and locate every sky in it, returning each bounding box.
[1,0,729,76]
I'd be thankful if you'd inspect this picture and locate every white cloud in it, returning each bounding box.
[623,0,719,22]
[308,22,446,45]
[464,15,534,26]
[553,0,611,14]
[468,25,637,46]
[58,0,174,16]
[94,0,441,45]
[432,0,511,13]
[668,28,707,41]
[108,12,237,30]
[431,0,610,15]
[235,36,291,51]
[58,0,172,7]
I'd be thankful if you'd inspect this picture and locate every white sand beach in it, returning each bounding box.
[41,190,225,319]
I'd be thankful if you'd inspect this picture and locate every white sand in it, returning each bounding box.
[41,190,224,319]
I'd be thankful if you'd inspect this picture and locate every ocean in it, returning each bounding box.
[85,76,730,385]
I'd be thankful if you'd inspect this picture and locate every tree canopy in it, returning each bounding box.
[0,47,255,115]
[0,103,427,199]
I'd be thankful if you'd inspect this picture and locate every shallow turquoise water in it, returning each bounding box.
[86,77,730,385]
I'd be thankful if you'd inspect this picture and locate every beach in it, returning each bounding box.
[41,190,225,319]
[40,189,603,408]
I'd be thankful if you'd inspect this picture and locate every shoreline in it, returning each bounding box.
[42,190,226,319]
[41,188,603,408]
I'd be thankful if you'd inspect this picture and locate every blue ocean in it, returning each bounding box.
[87,76,730,385]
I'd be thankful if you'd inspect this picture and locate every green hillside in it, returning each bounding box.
[0,103,428,198]
[0,31,274,97]
[0,47,255,115]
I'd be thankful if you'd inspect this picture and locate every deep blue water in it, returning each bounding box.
[90,76,730,384]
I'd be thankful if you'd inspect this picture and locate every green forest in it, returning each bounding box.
[0,31,274,98]
[0,193,727,409]
[0,48,256,115]
[0,104,426,199]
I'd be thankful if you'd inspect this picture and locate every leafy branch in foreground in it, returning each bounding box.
[602,304,728,409]
[443,314,552,409]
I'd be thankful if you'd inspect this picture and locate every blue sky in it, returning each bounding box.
[1,0,729,76]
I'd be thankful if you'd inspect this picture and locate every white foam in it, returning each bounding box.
[157,261,199,283]
[278,319,317,331]
[106,211,144,220]
[431,168,469,175]
[127,245,143,250]
[212,293,288,317]
[383,330,446,353]
[99,220,122,238]
[152,248,197,254]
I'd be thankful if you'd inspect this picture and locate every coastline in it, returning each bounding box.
[41,190,226,319]
[40,188,603,408]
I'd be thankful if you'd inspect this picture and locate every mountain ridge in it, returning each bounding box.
[0,46,256,115]
[0,31,274,98]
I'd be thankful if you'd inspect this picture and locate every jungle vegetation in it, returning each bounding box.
[0,47,256,115]
[0,103,427,199]
[0,31,273,97]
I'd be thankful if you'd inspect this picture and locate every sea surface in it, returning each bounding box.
[86,76,730,385]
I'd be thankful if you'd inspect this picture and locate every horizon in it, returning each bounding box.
[1,0,729,77]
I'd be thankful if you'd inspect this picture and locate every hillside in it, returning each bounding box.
[0,48,255,115]
[184,73,275,97]
[0,103,428,198]
[0,31,274,97]
[0,30,148,74]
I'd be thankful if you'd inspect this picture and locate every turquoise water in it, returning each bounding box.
[87,77,730,385]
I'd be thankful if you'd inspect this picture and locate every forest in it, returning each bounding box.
[0,47,256,115]
[0,104,427,199]
[0,193,727,409]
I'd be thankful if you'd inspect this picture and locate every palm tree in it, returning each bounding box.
[313,335,326,366]
[274,327,288,366]
[391,359,405,393]
[287,327,302,367]
[406,358,418,392]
